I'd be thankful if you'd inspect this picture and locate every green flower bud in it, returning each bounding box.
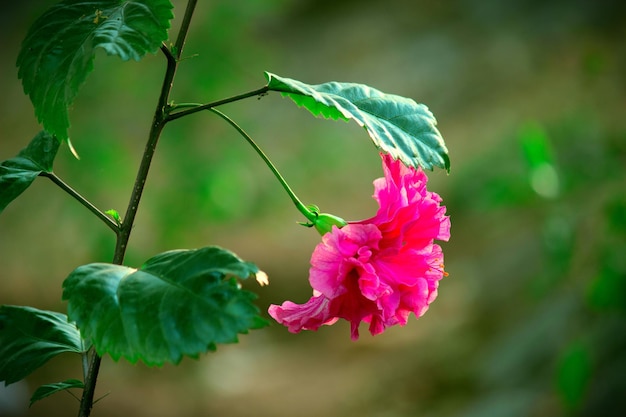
[297,204,347,235]
[313,212,348,235]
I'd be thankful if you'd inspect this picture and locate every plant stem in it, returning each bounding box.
[76,1,198,416]
[81,339,90,382]
[208,108,317,223]
[40,172,119,233]
[115,0,196,260]
[165,86,269,122]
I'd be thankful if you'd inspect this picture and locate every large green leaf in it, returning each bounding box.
[0,306,84,385]
[0,131,59,213]
[62,246,268,366]
[16,0,174,142]
[265,72,450,172]
[30,379,84,407]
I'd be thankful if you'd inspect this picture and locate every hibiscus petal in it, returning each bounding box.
[268,294,337,334]
[309,224,381,298]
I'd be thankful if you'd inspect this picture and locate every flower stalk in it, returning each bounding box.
[208,108,342,230]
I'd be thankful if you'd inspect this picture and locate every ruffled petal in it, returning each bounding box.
[268,293,337,334]
[309,224,381,298]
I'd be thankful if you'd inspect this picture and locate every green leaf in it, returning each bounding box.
[0,131,60,213]
[265,72,450,172]
[105,209,121,225]
[0,306,84,385]
[30,379,84,407]
[0,131,59,213]
[16,0,174,142]
[62,246,269,366]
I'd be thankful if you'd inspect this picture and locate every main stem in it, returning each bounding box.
[76,1,198,416]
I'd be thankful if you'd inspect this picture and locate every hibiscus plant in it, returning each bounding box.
[0,1,450,416]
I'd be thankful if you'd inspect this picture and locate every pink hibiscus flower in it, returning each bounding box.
[269,153,450,340]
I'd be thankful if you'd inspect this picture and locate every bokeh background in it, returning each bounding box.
[1,1,625,416]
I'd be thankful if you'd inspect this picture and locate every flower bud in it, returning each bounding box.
[313,212,347,235]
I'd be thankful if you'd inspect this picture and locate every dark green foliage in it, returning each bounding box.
[30,379,84,407]
[0,305,84,385]
[16,0,174,142]
[266,72,450,172]
[0,131,59,213]
[62,246,269,366]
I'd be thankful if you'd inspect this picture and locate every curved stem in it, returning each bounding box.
[76,1,198,417]
[41,172,119,233]
[208,108,317,223]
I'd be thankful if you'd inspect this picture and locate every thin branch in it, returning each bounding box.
[168,102,202,110]
[93,392,111,405]
[64,388,82,403]
[40,172,119,233]
[165,86,269,122]
[173,0,197,61]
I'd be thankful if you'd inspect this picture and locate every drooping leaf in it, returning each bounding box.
[62,246,269,366]
[0,131,59,213]
[0,306,84,385]
[30,379,84,407]
[265,72,450,172]
[16,0,174,142]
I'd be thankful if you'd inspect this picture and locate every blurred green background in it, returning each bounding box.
[1,1,625,416]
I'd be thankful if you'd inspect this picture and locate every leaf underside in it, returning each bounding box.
[62,246,268,366]
[0,131,59,214]
[0,305,84,385]
[265,72,450,172]
[16,0,174,142]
